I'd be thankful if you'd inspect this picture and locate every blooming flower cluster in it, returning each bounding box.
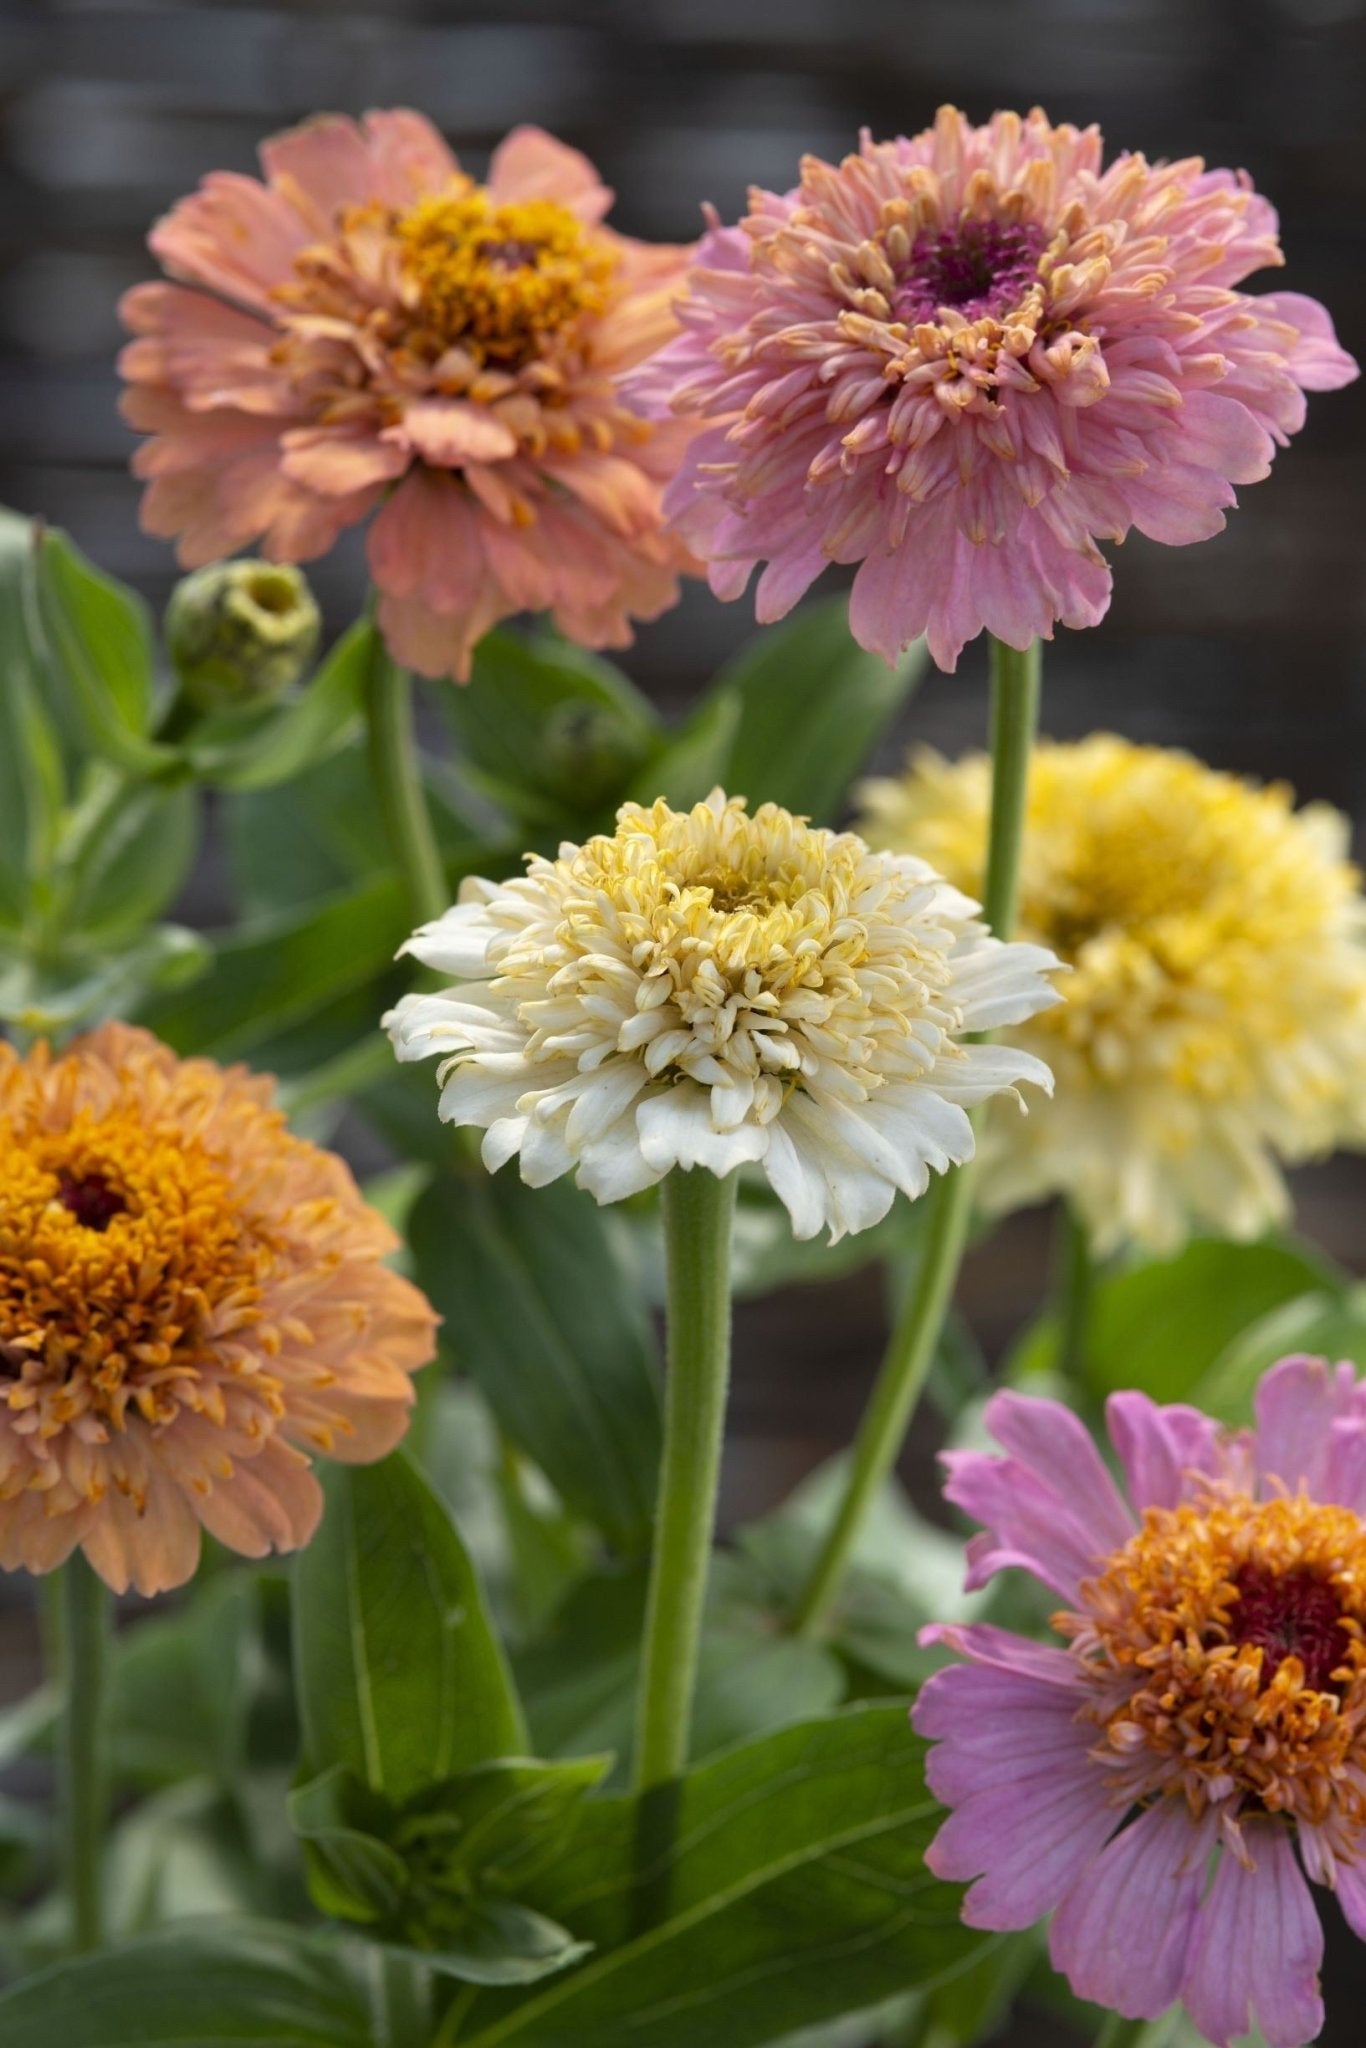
[916,1356,1366,2048]
[633,104,1357,669]
[0,1025,436,1595]
[384,789,1060,1241]
[858,734,1366,1252]
[120,114,695,680]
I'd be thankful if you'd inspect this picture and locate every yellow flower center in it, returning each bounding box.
[392,188,616,369]
[1058,1493,1366,1839]
[0,1106,277,1436]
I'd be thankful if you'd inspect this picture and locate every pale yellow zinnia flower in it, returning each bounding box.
[857,736,1366,1253]
[385,789,1060,1243]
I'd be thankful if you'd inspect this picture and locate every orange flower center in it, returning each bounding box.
[0,1106,277,1435]
[1057,1493,1366,1844]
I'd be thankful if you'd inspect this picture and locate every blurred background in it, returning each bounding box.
[2,3,1366,2038]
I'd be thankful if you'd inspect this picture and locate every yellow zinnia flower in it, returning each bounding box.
[858,735,1366,1253]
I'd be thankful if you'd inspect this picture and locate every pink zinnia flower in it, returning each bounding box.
[632,105,1358,671]
[119,113,696,680]
[912,1357,1366,2046]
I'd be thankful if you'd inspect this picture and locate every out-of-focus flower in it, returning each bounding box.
[914,1356,1366,2047]
[857,735,1366,1253]
[120,114,695,681]
[632,105,1357,671]
[165,558,321,709]
[0,1025,436,1596]
[383,788,1059,1242]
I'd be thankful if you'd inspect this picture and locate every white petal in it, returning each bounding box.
[636,1083,769,1177]
[400,900,499,976]
[950,938,1063,1028]
[926,1043,1055,1106]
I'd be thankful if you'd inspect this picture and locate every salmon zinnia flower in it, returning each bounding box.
[0,1026,436,1595]
[915,1357,1366,2046]
[119,113,695,680]
[858,735,1366,1254]
[383,789,1060,1242]
[632,105,1357,670]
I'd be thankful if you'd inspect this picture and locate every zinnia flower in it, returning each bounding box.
[914,1356,1366,2047]
[119,113,695,680]
[383,788,1060,1242]
[631,105,1358,670]
[0,1025,436,1595]
[857,735,1366,1253]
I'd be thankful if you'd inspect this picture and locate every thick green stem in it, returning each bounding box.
[363,638,448,928]
[1054,1199,1096,1385]
[789,634,1041,1639]
[56,1555,108,1953]
[632,1168,737,1792]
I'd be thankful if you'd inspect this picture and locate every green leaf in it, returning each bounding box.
[0,1921,391,2048]
[457,1706,983,2048]
[0,923,210,1036]
[107,1575,259,1787]
[0,507,65,926]
[56,775,197,939]
[714,598,927,821]
[420,1900,591,1986]
[408,1168,662,1555]
[138,876,409,1060]
[449,630,661,825]
[185,621,369,792]
[289,1769,412,1925]
[34,525,175,777]
[630,687,742,811]
[1194,1282,1366,1424]
[293,1453,526,1804]
[1008,1236,1340,1407]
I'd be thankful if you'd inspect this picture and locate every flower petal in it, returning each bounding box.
[1180,1828,1324,2048]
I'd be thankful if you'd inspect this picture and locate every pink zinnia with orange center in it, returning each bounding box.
[633,105,1358,670]
[914,1357,1366,2047]
[0,1025,437,1597]
[119,113,696,680]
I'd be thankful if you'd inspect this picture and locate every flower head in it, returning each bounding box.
[120,113,696,681]
[0,1025,436,1595]
[858,735,1366,1253]
[383,789,1059,1242]
[632,105,1357,671]
[165,559,321,708]
[914,1356,1366,2046]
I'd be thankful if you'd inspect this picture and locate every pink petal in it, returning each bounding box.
[1334,1858,1366,1941]
[280,423,411,495]
[359,109,460,206]
[1106,1390,1223,1510]
[924,1749,1119,1930]
[487,125,613,222]
[260,114,390,226]
[983,1390,1134,1553]
[1050,1802,1209,2020]
[940,1448,1111,1600]
[1257,291,1360,392]
[1254,1353,1366,1496]
[916,1621,1080,1691]
[81,1470,202,1598]
[149,170,312,313]
[118,282,293,418]
[366,467,486,609]
[390,400,518,467]
[191,1438,323,1557]
[1181,1829,1324,2048]
[1173,389,1275,486]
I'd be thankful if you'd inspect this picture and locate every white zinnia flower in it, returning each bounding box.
[383,790,1060,1241]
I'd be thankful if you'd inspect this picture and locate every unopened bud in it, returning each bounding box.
[165,561,321,710]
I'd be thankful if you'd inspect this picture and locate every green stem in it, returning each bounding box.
[1093,2017,1149,2048]
[1054,1199,1096,1385]
[56,1555,108,1953]
[363,637,448,928]
[789,634,1041,1639]
[632,1168,737,1792]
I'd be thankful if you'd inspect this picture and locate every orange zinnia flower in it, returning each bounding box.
[0,1025,436,1596]
[119,112,697,680]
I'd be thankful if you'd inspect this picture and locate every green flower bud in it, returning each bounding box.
[165,560,321,710]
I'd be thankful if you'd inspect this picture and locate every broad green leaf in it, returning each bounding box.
[449,630,661,825]
[714,598,927,821]
[0,923,209,1035]
[293,1454,526,1804]
[409,1168,662,1555]
[0,1921,393,2048]
[56,775,197,939]
[418,1900,591,1986]
[34,526,175,776]
[1195,1282,1366,1423]
[183,619,370,792]
[289,1769,411,1925]
[139,876,409,1060]
[630,686,741,811]
[0,507,64,926]
[456,1706,983,2048]
[1007,1236,1339,1406]
[107,1575,259,1787]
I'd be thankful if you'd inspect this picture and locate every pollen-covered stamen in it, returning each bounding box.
[55,1170,127,1232]
[1229,1564,1352,1693]
[894,218,1048,325]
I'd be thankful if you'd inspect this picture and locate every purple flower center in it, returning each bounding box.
[1229,1564,1351,1692]
[893,218,1047,325]
[56,1170,127,1233]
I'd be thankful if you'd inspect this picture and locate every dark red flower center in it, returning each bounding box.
[1228,1564,1352,1691]
[894,218,1047,325]
[56,1170,127,1232]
